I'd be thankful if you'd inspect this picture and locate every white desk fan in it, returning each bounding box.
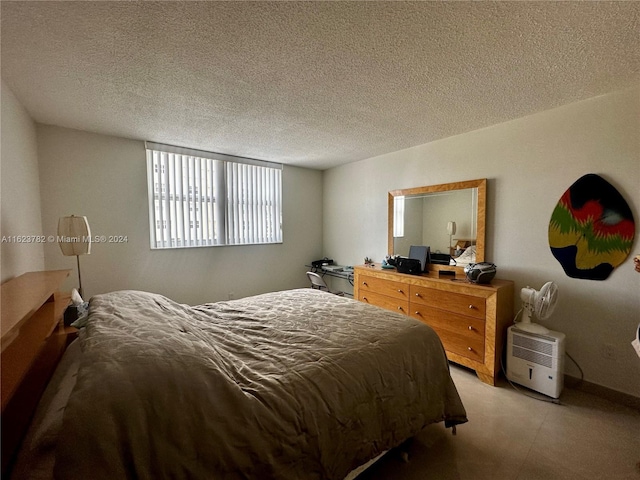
[517,281,558,334]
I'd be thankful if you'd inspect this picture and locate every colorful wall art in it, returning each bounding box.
[548,174,635,280]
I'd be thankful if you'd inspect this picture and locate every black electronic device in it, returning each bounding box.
[408,245,430,272]
[396,257,422,275]
[311,257,334,268]
[63,304,79,327]
[430,252,452,265]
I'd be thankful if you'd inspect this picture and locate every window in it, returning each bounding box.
[393,195,405,237]
[146,142,282,249]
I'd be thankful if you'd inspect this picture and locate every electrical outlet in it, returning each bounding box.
[600,343,616,360]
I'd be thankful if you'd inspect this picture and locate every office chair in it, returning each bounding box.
[306,272,344,296]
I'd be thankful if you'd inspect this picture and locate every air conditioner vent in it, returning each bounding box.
[512,345,553,368]
[512,333,553,355]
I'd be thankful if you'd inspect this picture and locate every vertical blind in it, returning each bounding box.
[146,143,282,249]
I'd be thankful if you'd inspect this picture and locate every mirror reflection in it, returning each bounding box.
[388,179,486,271]
[393,188,477,257]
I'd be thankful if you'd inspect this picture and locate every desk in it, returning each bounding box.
[305,266,354,296]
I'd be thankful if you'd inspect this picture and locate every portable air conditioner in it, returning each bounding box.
[506,325,565,398]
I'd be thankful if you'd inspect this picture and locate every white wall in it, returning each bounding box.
[37,125,323,305]
[1,80,45,281]
[324,86,640,397]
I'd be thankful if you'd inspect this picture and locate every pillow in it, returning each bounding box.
[453,246,476,266]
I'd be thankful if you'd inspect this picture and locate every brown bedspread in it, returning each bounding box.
[54,289,467,479]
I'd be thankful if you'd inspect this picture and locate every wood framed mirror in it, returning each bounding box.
[388,178,486,275]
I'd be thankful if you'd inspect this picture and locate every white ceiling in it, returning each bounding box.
[2,2,639,170]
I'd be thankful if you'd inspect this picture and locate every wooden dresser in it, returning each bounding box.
[354,265,513,386]
[1,270,74,476]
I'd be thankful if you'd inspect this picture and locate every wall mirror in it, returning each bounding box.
[388,179,486,274]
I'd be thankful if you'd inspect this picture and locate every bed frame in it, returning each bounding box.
[1,270,75,476]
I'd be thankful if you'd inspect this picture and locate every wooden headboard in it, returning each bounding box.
[1,270,73,476]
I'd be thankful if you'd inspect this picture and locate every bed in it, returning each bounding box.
[11,288,467,479]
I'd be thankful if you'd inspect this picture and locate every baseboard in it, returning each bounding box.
[565,375,640,410]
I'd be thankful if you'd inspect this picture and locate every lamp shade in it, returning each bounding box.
[447,221,457,236]
[58,215,91,256]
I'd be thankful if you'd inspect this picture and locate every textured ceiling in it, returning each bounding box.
[2,2,639,170]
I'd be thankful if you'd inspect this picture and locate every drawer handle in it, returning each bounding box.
[362,281,368,286]
[397,289,404,293]
[467,347,473,351]
[415,311,421,315]
[468,305,475,309]
[415,293,421,297]
[468,325,473,331]
[363,297,368,301]
[397,306,404,311]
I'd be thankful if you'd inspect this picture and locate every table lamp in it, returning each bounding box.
[447,221,456,251]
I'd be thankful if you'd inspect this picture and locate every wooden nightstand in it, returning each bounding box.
[58,323,79,346]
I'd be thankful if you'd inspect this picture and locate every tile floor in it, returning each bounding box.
[356,365,640,480]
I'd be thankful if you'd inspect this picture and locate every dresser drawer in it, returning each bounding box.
[411,305,485,339]
[412,305,485,362]
[410,285,485,319]
[431,327,485,363]
[359,290,409,315]
[358,275,409,301]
